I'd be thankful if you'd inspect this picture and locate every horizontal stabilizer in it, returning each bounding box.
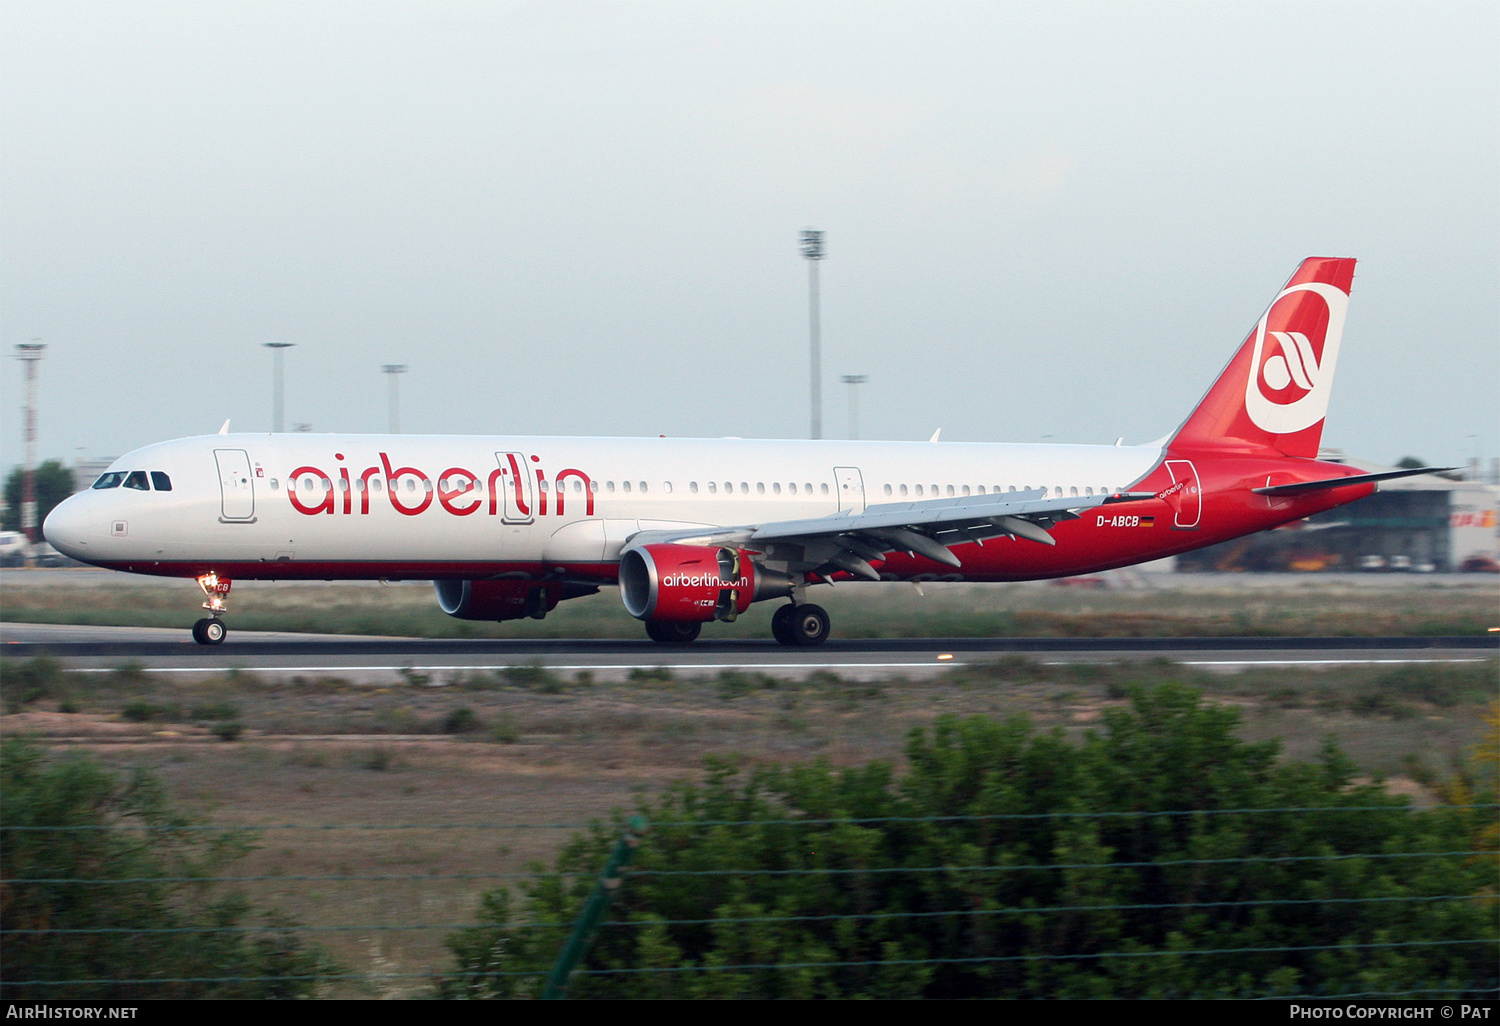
[1250,466,1454,496]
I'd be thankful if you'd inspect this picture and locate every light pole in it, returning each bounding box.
[263,342,294,432]
[382,365,408,433]
[14,341,45,543]
[800,229,825,439]
[841,374,868,440]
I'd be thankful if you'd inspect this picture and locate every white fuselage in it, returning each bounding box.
[47,433,1161,577]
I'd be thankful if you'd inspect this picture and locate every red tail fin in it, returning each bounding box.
[1169,257,1355,458]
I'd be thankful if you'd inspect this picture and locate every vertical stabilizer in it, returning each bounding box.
[1169,257,1356,458]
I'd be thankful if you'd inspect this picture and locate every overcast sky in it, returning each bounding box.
[2,1,1495,473]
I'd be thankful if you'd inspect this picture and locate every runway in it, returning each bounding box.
[3,621,1494,681]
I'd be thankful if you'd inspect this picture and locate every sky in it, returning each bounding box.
[2,1,1496,474]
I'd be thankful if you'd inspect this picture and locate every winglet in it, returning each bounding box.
[928,428,941,443]
[218,419,231,435]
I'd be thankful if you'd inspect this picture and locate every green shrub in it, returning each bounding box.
[1,655,68,710]
[120,700,183,723]
[504,664,562,692]
[441,683,1497,1000]
[442,706,481,734]
[0,739,338,998]
[191,701,241,721]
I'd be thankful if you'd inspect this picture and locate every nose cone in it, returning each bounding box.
[43,493,94,561]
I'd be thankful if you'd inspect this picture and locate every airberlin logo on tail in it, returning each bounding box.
[1244,281,1349,435]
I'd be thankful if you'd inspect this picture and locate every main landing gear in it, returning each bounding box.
[192,572,231,646]
[771,603,830,647]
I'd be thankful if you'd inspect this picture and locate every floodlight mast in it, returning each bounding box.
[382,364,408,433]
[15,341,45,543]
[801,229,825,439]
[263,342,294,432]
[841,374,868,440]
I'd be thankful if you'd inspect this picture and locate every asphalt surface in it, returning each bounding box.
[3,622,1494,681]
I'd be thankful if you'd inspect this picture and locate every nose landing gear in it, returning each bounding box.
[192,573,231,646]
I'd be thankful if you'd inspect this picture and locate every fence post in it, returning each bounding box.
[541,815,649,999]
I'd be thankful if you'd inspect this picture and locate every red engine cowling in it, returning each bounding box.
[619,544,761,623]
[434,579,562,621]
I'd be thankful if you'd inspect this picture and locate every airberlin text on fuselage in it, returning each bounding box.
[284,453,594,518]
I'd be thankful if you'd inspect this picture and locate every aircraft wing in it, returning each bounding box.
[625,488,1136,581]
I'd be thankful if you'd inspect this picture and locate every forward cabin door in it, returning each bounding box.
[835,466,866,514]
[494,452,536,524]
[214,449,256,522]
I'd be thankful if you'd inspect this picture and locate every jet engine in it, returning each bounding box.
[434,579,567,621]
[619,543,792,623]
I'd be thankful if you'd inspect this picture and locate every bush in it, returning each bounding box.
[441,683,1498,1000]
[442,706,481,734]
[120,700,183,723]
[210,722,244,742]
[1,655,68,710]
[0,739,338,998]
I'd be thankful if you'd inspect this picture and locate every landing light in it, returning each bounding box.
[937,653,954,661]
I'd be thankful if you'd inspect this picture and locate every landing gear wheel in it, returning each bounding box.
[771,603,799,646]
[789,604,831,647]
[644,620,701,645]
[192,618,227,646]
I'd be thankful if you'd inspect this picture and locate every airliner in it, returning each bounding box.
[44,257,1430,646]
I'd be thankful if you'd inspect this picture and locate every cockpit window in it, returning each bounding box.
[123,471,150,491]
[92,472,126,489]
[150,472,172,491]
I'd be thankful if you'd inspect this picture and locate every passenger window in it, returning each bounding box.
[804,483,813,494]
[788,483,796,495]
[1070,487,1078,496]
[622,481,631,493]
[976,485,985,494]
[915,484,924,496]
[639,481,647,493]
[150,471,172,491]
[741,482,749,493]
[707,482,717,493]
[900,484,908,496]
[92,472,125,489]
[270,479,279,490]
[590,481,599,492]
[663,482,672,494]
[773,483,781,494]
[373,478,383,492]
[883,484,892,496]
[725,482,733,493]
[820,483,829,495]
[606,481,616,492]
[690,482,699,493]
[962,485,970,496]
[757,482,765,494]
[946,485,955,496]
[124,471,149,491]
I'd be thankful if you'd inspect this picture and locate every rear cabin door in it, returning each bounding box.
[834,466,866,514]
[1163,459,1202,529]
[214,449,255,521]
